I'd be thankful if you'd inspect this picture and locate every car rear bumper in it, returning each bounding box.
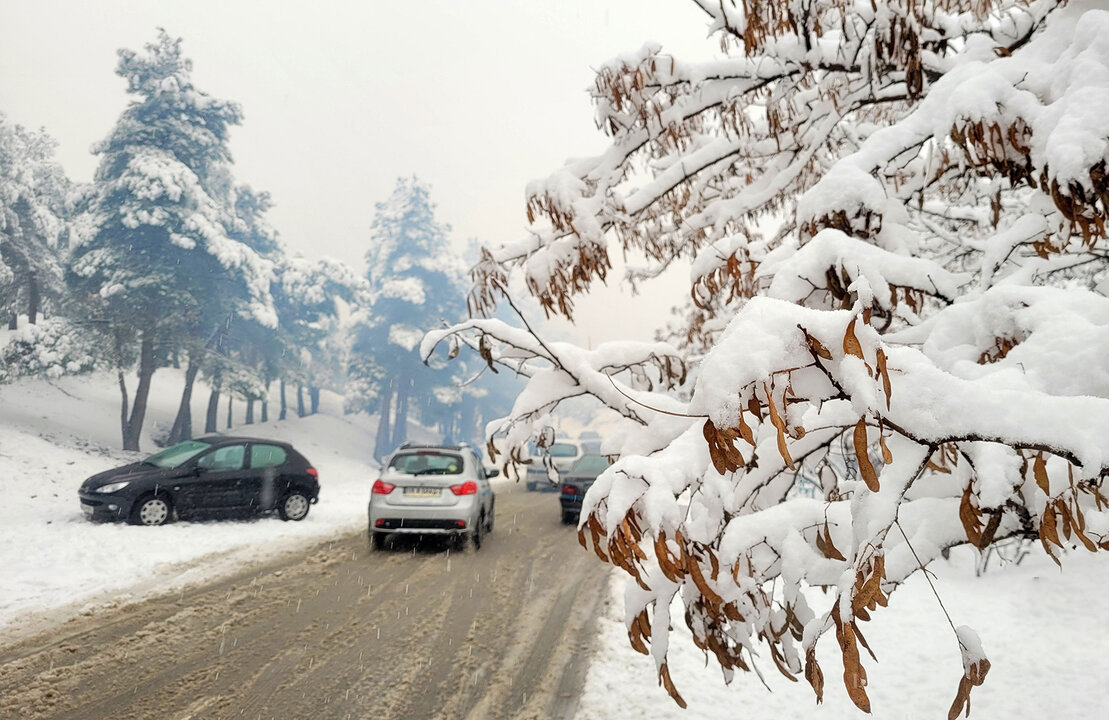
[368,499,478,535]
[370,517,470,535]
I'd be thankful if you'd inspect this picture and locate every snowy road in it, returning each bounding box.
[0,484,608,720]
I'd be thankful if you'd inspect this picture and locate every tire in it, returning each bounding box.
[370,530,387,551]
[485,501,495,533]
[130,495,172,526]
[560,509,577,525]
[279,491,311,521]
[470,514,485,551]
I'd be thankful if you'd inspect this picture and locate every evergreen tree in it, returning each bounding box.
[349,177,467,459]
[68,29,275,451]
[0,113,70,328]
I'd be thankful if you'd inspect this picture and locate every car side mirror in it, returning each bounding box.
[192,466,207,476]
[487,468,500,478]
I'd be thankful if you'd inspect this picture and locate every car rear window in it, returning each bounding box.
[250,444,287,469]
[549,442,579,458]
[572,454,611,473]
[389,452,463,475]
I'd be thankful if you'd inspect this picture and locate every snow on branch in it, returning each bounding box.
[438,0,1109,714]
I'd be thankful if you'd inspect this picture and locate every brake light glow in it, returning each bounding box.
[372,479,396,495]
[449,480,478,496]
[562,485,579,495]
[306,468,319,478]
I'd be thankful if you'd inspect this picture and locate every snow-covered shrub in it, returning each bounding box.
[0,318,101,382]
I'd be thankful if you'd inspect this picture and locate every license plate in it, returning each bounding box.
[403,487,441,498]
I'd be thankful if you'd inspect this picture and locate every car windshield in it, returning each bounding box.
[143,440,212,469]
[549,442,579,458]
[571,454,611,473]
[389,451,463,475]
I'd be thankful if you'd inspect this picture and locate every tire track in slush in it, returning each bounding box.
[0,485,609,720]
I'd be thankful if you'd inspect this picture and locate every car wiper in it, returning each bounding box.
[412,468,447,476]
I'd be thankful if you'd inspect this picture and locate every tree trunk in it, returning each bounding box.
[279,378,287,421]
[168,355,201,444]
[309,386,320,415]
[205,382,220,434]
[226,395,233,429]
[261,380,270,423]
[373,390,393,461]
[117,369,129,447]
[122,333,156,452]
[7,313,16,330]
[27,271,39,325]
[246,399,255,425]
[297,385,306,418]
[391,376,410,448]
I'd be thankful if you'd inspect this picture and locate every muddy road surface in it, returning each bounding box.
[0,485,610,720]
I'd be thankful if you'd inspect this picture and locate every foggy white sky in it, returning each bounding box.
[0,1,713,343]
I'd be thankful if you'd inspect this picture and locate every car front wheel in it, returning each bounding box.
[130,495,172,526]
[279,492,311,521]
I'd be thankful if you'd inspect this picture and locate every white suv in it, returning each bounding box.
[524,439,583,492]
[368,444,497,550]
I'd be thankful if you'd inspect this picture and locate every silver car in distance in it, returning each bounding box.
[368,443,497,551]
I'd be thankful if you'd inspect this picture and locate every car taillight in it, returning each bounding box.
[372,479,396,494]
[306,468,319,478]
[449,480,478,496]
[562,485,579,495]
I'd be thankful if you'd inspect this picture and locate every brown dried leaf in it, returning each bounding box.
[1033,452,1050,495]
[659,661,687,709]
[876,348,892,409]
[879,433,893,464]
[1040,505,1062,548]
[766,386,796,469]
[853,419,879,492]
[801,325,833,360]
[959,485,983,546]
[805,648,825,703]
[817,521,847,561]
[688,550,724,607]
[843,318,864,359]
[838,620,871,713]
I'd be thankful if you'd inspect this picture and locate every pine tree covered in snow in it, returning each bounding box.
[0,113,71,328]
[67,29,275,451]
[348,177,468,459]
[425,0,1109,714]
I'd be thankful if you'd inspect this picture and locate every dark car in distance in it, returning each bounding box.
[78,436,320,526]
[559,453,612,525]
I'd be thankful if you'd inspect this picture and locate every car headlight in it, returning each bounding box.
[94,481,131,493]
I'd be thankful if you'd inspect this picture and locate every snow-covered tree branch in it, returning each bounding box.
[432,0,1109,714]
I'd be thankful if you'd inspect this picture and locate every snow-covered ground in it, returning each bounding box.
[2,371,1106,718]
[0,369,440,642]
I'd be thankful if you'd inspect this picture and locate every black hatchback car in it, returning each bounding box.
[78,436,320,526]
[559,453,612,525]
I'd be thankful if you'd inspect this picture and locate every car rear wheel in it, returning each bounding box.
[369,530,387,551]
[470,514,485,551]
[560,509,577,525]
[486,502,495,533]
[130,495,172,526]
[279,491,310,521]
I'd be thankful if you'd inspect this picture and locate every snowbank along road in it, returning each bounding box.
[0,485,609,719]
